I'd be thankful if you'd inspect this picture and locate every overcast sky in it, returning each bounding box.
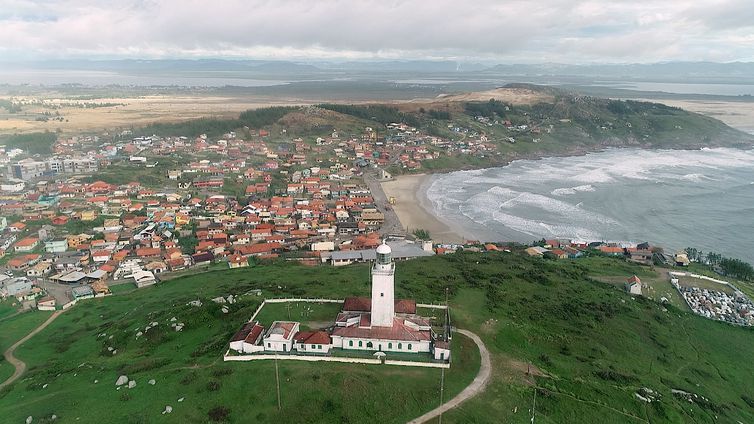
[1,0,753,63]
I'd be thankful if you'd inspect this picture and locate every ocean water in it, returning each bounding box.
[424,148,754,264]
[0,70,289,87]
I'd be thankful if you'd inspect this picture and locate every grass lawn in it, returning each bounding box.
[592,269,690,311]
[108,283,137,295]
[0,311,53,383]
[686,263,754,300]
[1,252,754,423]
[253,301,342,331]
[676,275,737,295]
[0,299,20,320]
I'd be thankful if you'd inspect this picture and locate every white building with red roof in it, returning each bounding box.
[227,242,450,361]
[229,321,265,353]
[263,321,299,352]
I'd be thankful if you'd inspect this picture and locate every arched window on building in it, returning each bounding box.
[388,342,393,349]
[358,341,363,347]
[408,344,412,351]
[366,341,373,348]
[398,343,402,350]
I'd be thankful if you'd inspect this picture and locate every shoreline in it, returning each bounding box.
[383,146,754,265]
[380,145,754,248]
[380,174,465,244]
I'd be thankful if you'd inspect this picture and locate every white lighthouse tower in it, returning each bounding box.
[370,242,395,327]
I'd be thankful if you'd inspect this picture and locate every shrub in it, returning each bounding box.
[208,406,230,422]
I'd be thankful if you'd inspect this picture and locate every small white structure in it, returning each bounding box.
[625,275,642,296]
[311,241,335,252]
[132,270,157,288]
[433,340,451,361]
[263,321,299,352]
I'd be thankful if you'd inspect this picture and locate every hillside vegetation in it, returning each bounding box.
[0,131,58,154]
[1,252,753,423]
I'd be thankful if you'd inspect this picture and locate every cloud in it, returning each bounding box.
[0,0,752,62]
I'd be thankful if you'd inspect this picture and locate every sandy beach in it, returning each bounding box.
[380,174,465,244]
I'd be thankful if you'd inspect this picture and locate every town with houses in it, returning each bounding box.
[1,111,752,330]
[0,108,534,310]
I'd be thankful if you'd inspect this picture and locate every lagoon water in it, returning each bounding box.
[424,148,754,263]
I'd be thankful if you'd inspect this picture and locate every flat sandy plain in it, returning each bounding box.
[0,93,308,136]
[639,97,754,134]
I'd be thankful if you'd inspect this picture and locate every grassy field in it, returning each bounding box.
[253,301,342,330]
[0,261,474,423]
[0,311,53,383]
[1,252,754,423]
[0,299,20,320]
[584,257,690,310]
[676,275,737,295]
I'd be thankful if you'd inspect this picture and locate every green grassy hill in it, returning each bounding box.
[1,252,753,423]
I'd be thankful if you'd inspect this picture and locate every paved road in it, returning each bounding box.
[362,171,406,237]
[407,329,491,424]
[0,310,65,390]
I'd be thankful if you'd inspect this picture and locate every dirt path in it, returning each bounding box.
[407,329,491,424]
[0,310,64,390]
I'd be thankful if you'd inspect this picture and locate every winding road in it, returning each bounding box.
[0,310,64,390]
[408,329,491,424]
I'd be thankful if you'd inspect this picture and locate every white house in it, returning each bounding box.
[263,321,299,352]
[0,180,25,192]
[44,238,69,253]
[625,275,642,295]
[433,340,451,361]
[229,321,265,353]
[37,296,56,311]
[26,262,51,277]
[311,241,335,252]
[132,270,157,288]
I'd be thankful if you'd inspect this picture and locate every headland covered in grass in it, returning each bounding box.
[1,251,754,423]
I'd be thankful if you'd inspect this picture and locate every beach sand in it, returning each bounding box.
[380,174,465,244]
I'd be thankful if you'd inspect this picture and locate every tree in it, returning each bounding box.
[719,257,754,281]
[412,229,431,241]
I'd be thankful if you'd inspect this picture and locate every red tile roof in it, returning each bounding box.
[231,321,258,342]
[332,317,430,341]
[294,331,331,345]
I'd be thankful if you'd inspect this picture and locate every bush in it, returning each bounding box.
[595,369,637,384]
[211,368,234,378]
[179,371,197,385]
[208,406,230,422]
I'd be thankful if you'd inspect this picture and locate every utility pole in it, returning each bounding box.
[275,357,282,411]
[531,386,537,423]
[444,287,450,340]
[439,367,445,424]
